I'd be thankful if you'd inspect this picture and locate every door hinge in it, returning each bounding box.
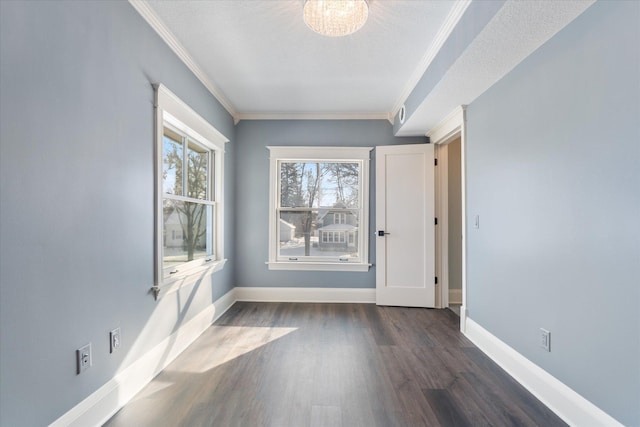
[435,276,438,285]
[435,217,438,225]
[434,158,438,166]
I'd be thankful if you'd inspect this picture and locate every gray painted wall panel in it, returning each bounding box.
[0,2,235,425]
[234,120,425,289]
[393,0,505,134]
[465,1,639,424]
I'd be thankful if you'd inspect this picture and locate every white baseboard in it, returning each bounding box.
[448,288,462,304]
[464,318,623,427]
[50,288,237,427]
[235,286,376,303]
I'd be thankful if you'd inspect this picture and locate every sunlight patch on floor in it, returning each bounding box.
[167,326,298,374]
[128,380,174,403]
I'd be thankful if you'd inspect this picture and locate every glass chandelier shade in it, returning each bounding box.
[303,0,369,37]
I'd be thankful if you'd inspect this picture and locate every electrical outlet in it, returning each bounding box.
[540,328,550,352]
[110,328,121,353]
[76,343,92,374]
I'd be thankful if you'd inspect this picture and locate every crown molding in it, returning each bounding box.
[390,0,472,120]
[426,105,466,142]
[128,0,239,123]
[236,112,392,123]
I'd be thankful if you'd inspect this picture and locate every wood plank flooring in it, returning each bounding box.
[105,302,566,427]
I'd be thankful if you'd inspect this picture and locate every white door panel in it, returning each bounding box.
[376,144,435,307]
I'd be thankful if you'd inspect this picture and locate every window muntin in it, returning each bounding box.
[268,146,371,271]
[154,84,227,295]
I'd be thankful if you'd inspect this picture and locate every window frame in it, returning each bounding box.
[153,84,228,298]
[267,146,372,272]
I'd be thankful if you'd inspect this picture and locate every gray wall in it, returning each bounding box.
[0,1,235,426]
[2,0,636,425]
[393,0,505,133]
[234,120,425,289]
[447,138,462,291]
[465,1,639,425]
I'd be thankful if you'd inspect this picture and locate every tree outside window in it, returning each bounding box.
[268,146,372,271]
[162,125,214,273]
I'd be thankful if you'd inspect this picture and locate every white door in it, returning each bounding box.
[376,144,435,307]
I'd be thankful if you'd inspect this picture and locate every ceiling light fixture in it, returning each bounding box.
[303,0,369,37]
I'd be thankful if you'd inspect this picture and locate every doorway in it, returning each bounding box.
[437,138,463,311]
[430,106,467,331]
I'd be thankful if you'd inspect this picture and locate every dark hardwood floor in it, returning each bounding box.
[105,302,566,427]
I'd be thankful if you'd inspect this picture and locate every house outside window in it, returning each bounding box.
[154,84,228,297]
[267,146,372,272]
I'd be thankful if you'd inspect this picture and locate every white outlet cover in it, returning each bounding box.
[540,328,550,352]
[110,328,121,353]
[77,343,92,374]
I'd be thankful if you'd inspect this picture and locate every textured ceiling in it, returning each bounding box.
[142,0,459,117]
[399,0,596,135]
[134,0,595,133]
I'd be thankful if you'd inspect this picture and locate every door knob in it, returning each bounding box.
[377,230,390,236]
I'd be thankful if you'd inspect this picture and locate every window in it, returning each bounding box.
[322,231,346,243]
[154,84,228,297]
[267,146,372,271]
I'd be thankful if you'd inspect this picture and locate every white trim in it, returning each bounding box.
[154,84,227,297]
[429,106,467,329]
[235,287,376,304]
[128,1,238,122]
[267,146,373,160]
[155,84,229,148]
[49,289,237,427]
[458,108,467,332]
[449,288,462,304]
[434,143,449,309]
[265,261,370,272]
[391,1,472,118]
[267,146,373,271]
[464,318,624,427]
[158,259,227,298]
[427,106,466,144]
[237,112,390,122]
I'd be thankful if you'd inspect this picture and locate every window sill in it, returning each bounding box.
[266,261,371,272]
[153,259,227,300]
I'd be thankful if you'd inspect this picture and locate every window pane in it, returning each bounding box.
[163,128,183,196]
[163,199,213,270]
[280,162,360,208]
[187,139,209,200]
[279,210,359,258]
[324,162,359,208]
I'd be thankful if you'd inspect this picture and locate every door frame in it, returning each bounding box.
[428,106,467,332]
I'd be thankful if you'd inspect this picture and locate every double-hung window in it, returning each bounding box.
[153,84,227,297]
[267,146,372,272]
